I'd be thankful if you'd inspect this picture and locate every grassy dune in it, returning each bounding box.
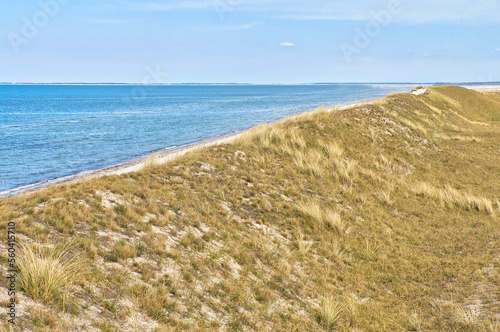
[1,86,499,331]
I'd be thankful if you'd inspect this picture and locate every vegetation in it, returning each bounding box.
[17,241,85,306]
[0,86,499,331]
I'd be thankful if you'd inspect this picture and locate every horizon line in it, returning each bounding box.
[1,82,499,86]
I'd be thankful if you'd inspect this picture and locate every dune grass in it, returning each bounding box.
[0,86,499,331]
[318,297,343,329]
[410,181,496,215]
[17,241,85,306]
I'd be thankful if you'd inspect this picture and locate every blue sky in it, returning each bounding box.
[1,0,499,83]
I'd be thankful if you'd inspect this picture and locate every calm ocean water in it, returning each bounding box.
[0,84,413,194]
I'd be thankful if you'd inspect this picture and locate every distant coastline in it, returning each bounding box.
[2,82,500,86]
[1,82,427,86]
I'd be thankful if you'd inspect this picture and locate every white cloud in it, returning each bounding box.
[496,48,500,51]
[280,42,296,47]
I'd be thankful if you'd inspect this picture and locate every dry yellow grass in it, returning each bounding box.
[318,296,343,329]
[452,305,482,329]
[410,181,496,215]
[17,241,84,306]
[319,140,344,159]
[294,199,346,235]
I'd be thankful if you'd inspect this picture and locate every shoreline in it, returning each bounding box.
[0,130,247,198]
[461,84,500,92]
[0,91,429,199]
[0,95,387,199]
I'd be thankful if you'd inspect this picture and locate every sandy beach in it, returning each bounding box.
[462,84,500,92]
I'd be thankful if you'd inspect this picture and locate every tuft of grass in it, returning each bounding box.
[143,155,158,170]
[319,140,343,159]
[295,199,345,234]
[407,310,423,331]
[292,151,304,169]
[334,158,357,184]
[113,239,137,260]
[32,308,57,328]
[17,241,85,305]
[295,232,314,254]
[329,239,347,260]
[295,199,323,225]
[452,305,481,329]
[132,285,177,323]
[324,209,346,235]
[305,150,323,177]
[410,181,496,215]
[368,127,378,148]
[103,300,117,313]
[318,296,343,330]
[342,294,364,326]
[376,189,393,206]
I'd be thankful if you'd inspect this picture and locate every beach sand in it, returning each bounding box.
[463,84,500,92]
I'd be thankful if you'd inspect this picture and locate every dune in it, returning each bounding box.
[1,86,499,331]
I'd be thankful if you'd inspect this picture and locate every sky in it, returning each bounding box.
[0,0,499,83]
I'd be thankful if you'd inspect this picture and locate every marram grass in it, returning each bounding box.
[17,241,84,306]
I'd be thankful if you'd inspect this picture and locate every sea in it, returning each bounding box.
[0,84,415,195]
